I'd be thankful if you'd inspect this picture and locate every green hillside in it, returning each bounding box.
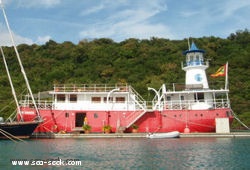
[0,29,249,128]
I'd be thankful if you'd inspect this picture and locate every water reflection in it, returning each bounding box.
[1,137,250,169]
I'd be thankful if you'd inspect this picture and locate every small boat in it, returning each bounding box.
[0,1,41,139]
[146,131,180,139]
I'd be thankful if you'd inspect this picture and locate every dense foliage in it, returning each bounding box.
[0,29,249,128]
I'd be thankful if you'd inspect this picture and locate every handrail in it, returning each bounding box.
[128,86,147,110]
[53,84,129,93]
[163,99,230,110]
[163,82,228,91]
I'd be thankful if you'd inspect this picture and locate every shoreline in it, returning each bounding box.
[31,132,250,139]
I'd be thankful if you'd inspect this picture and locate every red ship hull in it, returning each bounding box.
[21,107,233,134]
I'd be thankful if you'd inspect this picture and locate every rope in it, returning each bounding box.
[35,110,66,133]
[0,129,17,142]
[232,110,250,130]
[0,99,15,113]
[0,128,26,142]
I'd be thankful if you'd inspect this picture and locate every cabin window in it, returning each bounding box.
[189,55,195,65]
[180,96,184,100]
[194,93,204,102]
[166,96,171,101]
[57,94,65,102]
[197,93,204,101]
[69,94,77,102]
[116,97,125,103]
[103,97,113,103]
[190,55,194,61]
[91,97,101,103]
[196,55,199,60]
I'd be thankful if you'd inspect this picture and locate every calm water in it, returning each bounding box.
[0,137,250,170]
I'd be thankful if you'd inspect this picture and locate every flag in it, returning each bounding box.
[211,64,226,77]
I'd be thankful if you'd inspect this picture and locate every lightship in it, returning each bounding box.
[20,42,234,134]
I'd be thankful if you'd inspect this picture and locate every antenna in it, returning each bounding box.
[188,37,190,50]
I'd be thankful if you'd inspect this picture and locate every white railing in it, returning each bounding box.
[128,86,147,110]
[163,82,227,92]
[182,61,209,68]
[53,84,129,93]
[19,98,149,111]
[164,99,230,110]
[19,100,53,109]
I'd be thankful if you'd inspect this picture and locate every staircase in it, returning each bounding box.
[124,109,147,128]
[119,86,147,129]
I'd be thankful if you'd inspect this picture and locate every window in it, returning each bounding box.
[180,96,184,100]
[197,93,204,101]
[190,55,194,62]
[70,94,77,102]
[196,55,199,61]
[103,97,113,103]
[57,94,65,102]
[166,96,171,101]
[189,55,195,65]
[92,97,101,103]
[116,97,125,103]
[194,93,204,102]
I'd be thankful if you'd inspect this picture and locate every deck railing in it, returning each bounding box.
[53,84,129,93]
[164,81,227,91]
[163,99,230,110]
[20,98,229,111]
[19,100,53,109]
[19,99,150,110]
[128,86,147,110]
[182,61,209,68]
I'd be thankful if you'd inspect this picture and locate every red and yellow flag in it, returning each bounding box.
[211,64,226,77]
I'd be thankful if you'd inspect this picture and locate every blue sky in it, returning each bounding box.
[1,0,250,46]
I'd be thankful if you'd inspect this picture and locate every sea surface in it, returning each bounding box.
[0,137,250,170]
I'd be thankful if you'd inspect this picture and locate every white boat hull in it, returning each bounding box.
[146,131,180,139]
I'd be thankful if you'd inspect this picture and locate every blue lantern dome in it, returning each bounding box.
[183,42,205,55]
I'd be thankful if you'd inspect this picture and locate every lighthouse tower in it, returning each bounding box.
[182,42,209,89]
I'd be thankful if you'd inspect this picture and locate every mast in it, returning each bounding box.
[0,1,41,119]
[225,62,229,90]
[187,38,190,50]
[0,46,23,121]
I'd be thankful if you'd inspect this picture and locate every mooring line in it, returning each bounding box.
[0,128,26,142]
